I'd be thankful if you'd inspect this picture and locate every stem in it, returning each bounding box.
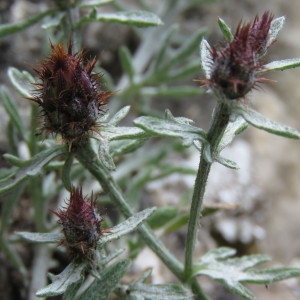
[184,101,231,279]
[75,143,184,280]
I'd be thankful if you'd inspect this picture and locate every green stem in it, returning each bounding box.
[184,101,231,280]
[75,142,184,280]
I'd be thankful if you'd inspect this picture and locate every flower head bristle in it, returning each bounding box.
[52,188,103,260]
[201,12,275,100]
[29,41,112,144]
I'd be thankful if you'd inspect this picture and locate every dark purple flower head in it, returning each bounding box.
[202,12,275,100]
[29,41,112,144]
[52,188,103,259]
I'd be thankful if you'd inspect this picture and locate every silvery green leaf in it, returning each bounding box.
[0,86,26,139]
[141,86,202,97]
[218,18,233,41]
[7,67,35,98]
[263,58,300,71]
[193,247,300,300]
[16,232,63,243]
[108,105,131,126]
[0,9,53,38]
[41,12,66,29]
[98,138,116,170]
[0,145,66,194]
[101,249,125,266]
[102,126,147,141]
[36,262,86,297]
[215,156,239,169]
[77,260,130,300]
[200,39,213,79]
[119,47,135,81]
[109,139,147,157]
[202,143,212,163]
[268,16,285,46]
[75,10,163,28]
[233,106,300,139]
[134,110,206,147]
[80,0,114,8]
[120,283,193,300]
[100,207,156,245]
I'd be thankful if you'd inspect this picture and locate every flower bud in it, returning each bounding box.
[204,12,274,100]
[52,188,103,259]
[29,42,111,144]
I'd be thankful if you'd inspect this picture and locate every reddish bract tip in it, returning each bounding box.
[53,188,103,259]
[29,41,112,144]
[205,12,274,100]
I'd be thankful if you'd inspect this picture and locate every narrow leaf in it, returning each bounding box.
[141,86,202,97]
[80,0,114,8]
[233,106,300,139]
[78,260,130,300]
[134,110,207,147]
[41,12,66,29]
[36,262,86,297]
[0,9,54,38]
[218,18,233,41]
[98,138,116,170]
[0,86,26,139]
[16,232,63,243]
[0,145,66,194]
[200,39,213,79]
[268,16,285,46]
[75,10,163,28]
[100,207,156,245]
[119,47,135,81]
[263,58,300,71]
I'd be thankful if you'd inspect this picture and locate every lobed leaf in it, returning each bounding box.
[100,207,156,245]
[36,262,86,297]
[134,110,207,147]
[193,247,300,300]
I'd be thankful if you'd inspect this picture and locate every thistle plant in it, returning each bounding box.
[1,1,300,300]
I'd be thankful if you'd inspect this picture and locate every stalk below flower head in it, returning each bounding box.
[28,41,112,145]
[200,12,283,100]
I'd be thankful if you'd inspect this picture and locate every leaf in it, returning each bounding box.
[98,138,116,170]
[7,67,35,98]
[80,0,114,8]
[119,47,135,81]
[109,139,147,157]
[200,39,213,79]
[233,106,300,139]
[41,12,66,29]
[193,247,300,300]
[263,58,300,71]
[218,18,233,41]
[75,10,163,28]
[16,232,63,243]
[0,145,66,194]
[268,16,285,46]
[108,105,131,126]
[0,86,26,139]
[147,206,179,230]
[121,283,193,300]
[77,260,130,300]
[0,9,54,38]
[100,207,156,245]
[141,86,202,97]
[36,262,86,297]
[134,110,207,147]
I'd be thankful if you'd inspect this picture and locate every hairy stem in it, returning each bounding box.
[184,101,231,280]
[75,143,184,280]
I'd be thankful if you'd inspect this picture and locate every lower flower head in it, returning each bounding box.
[52,188,103,259]
[29,41,112,144]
